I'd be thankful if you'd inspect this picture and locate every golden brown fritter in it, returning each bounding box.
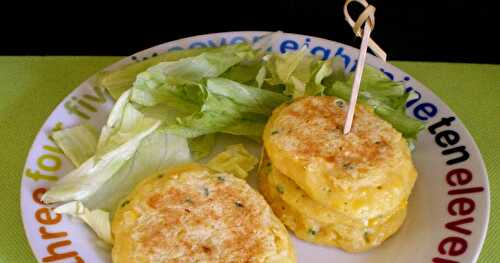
[112,164,296,263]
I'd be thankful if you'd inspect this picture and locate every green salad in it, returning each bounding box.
[42,33,424,244]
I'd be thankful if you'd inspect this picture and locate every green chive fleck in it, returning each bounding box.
[217,176,225,182]
[343,163,354,170]
[335,99,345,108]
[308,228,317,235]
[121,200,130,208]
[271,130,279,135]
[203,187,210,196]
[276,185,285,194]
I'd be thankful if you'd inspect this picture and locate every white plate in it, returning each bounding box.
[20,31,490,263]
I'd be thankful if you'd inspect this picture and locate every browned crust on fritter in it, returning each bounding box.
[266,96,401,175]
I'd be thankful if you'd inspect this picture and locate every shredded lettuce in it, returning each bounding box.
[43,37,427,249]
[45,42,423,208]
[207,144,258,179]
[54,201,112,244]
[52,124,98,166]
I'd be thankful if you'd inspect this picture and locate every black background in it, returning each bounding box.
[2,0,498,64]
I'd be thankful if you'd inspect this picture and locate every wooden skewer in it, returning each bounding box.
[343,0,385,134]
[343,22,372,134]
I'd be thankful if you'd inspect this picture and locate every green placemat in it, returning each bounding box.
[0,57,498,263]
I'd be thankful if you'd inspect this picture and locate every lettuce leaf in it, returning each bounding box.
[164,93,240,138]
[255,66,266,88]
[83,130,190,211]
[42,121,160,203]
[130,46,254,107]
[308,58,333,95]
[164,78,288,138]
[207,144,258,179]
[54,201,112,244]
[265,47,330,98]
[188,134,216,161]
[206,78,288,115]
[96,43,252,99]
[221,118,266,139]
[52,124,98,166]
[374,105,425,139]
[42,90,190,208]
[95,90,161,159]
[220,62,263,85]
[324,65,424,138]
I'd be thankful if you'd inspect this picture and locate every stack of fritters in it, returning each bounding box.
[259,96,418,252]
